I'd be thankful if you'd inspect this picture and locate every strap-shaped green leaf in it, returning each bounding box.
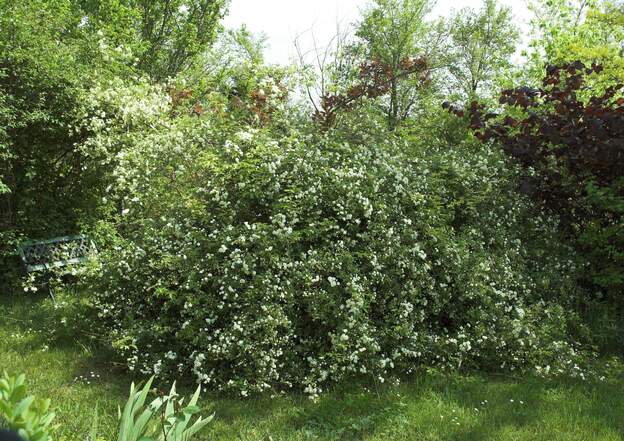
[14,396,35,418]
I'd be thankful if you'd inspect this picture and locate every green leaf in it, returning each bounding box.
[14,396,35,418]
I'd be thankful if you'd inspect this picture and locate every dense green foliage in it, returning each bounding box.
[78,0,229,80]
[528,0,624,84]
[0,0,228,289]
[447,62,624,305]
[0,0,98,287]
[2,0,623,403]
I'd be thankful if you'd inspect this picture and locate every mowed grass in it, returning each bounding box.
[1,293,623,441]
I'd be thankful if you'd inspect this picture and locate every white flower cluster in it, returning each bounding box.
[83,81,593,396]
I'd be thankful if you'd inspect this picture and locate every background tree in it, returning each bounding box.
[445,0,519,98]
[77,0,229,81]
[526,0,624,85]
[354,0,435,129]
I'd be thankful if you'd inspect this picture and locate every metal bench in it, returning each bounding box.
[17,235,97,300]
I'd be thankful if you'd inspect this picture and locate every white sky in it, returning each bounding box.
[223,0,533,65]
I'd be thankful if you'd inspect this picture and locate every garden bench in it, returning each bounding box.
[17,235,97,300]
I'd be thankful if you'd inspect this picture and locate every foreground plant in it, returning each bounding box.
[117,376,212,441]
[0,372,55,441]
[0,373,212,441]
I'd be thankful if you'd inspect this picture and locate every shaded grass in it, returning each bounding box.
[1,293,623,440]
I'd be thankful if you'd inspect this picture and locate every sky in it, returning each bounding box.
[223,0,533,65]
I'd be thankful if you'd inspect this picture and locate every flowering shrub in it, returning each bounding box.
[80,79,594,397]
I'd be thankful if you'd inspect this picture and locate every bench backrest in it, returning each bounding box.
[17,235,97,273]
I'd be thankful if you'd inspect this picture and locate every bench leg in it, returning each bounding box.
[43,270,56,303]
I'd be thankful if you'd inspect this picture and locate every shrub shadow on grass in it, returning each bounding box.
[0,290,129,388]
[257,378,426,441]
[204,380,413,441]
[439,374,624,441]
[259,372,624,441]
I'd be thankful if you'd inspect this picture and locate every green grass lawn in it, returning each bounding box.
[1,293,623,441]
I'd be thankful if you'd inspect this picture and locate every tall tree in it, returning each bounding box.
[355,0,435,129]
[77,0,229,81]
[446,0,519,98]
